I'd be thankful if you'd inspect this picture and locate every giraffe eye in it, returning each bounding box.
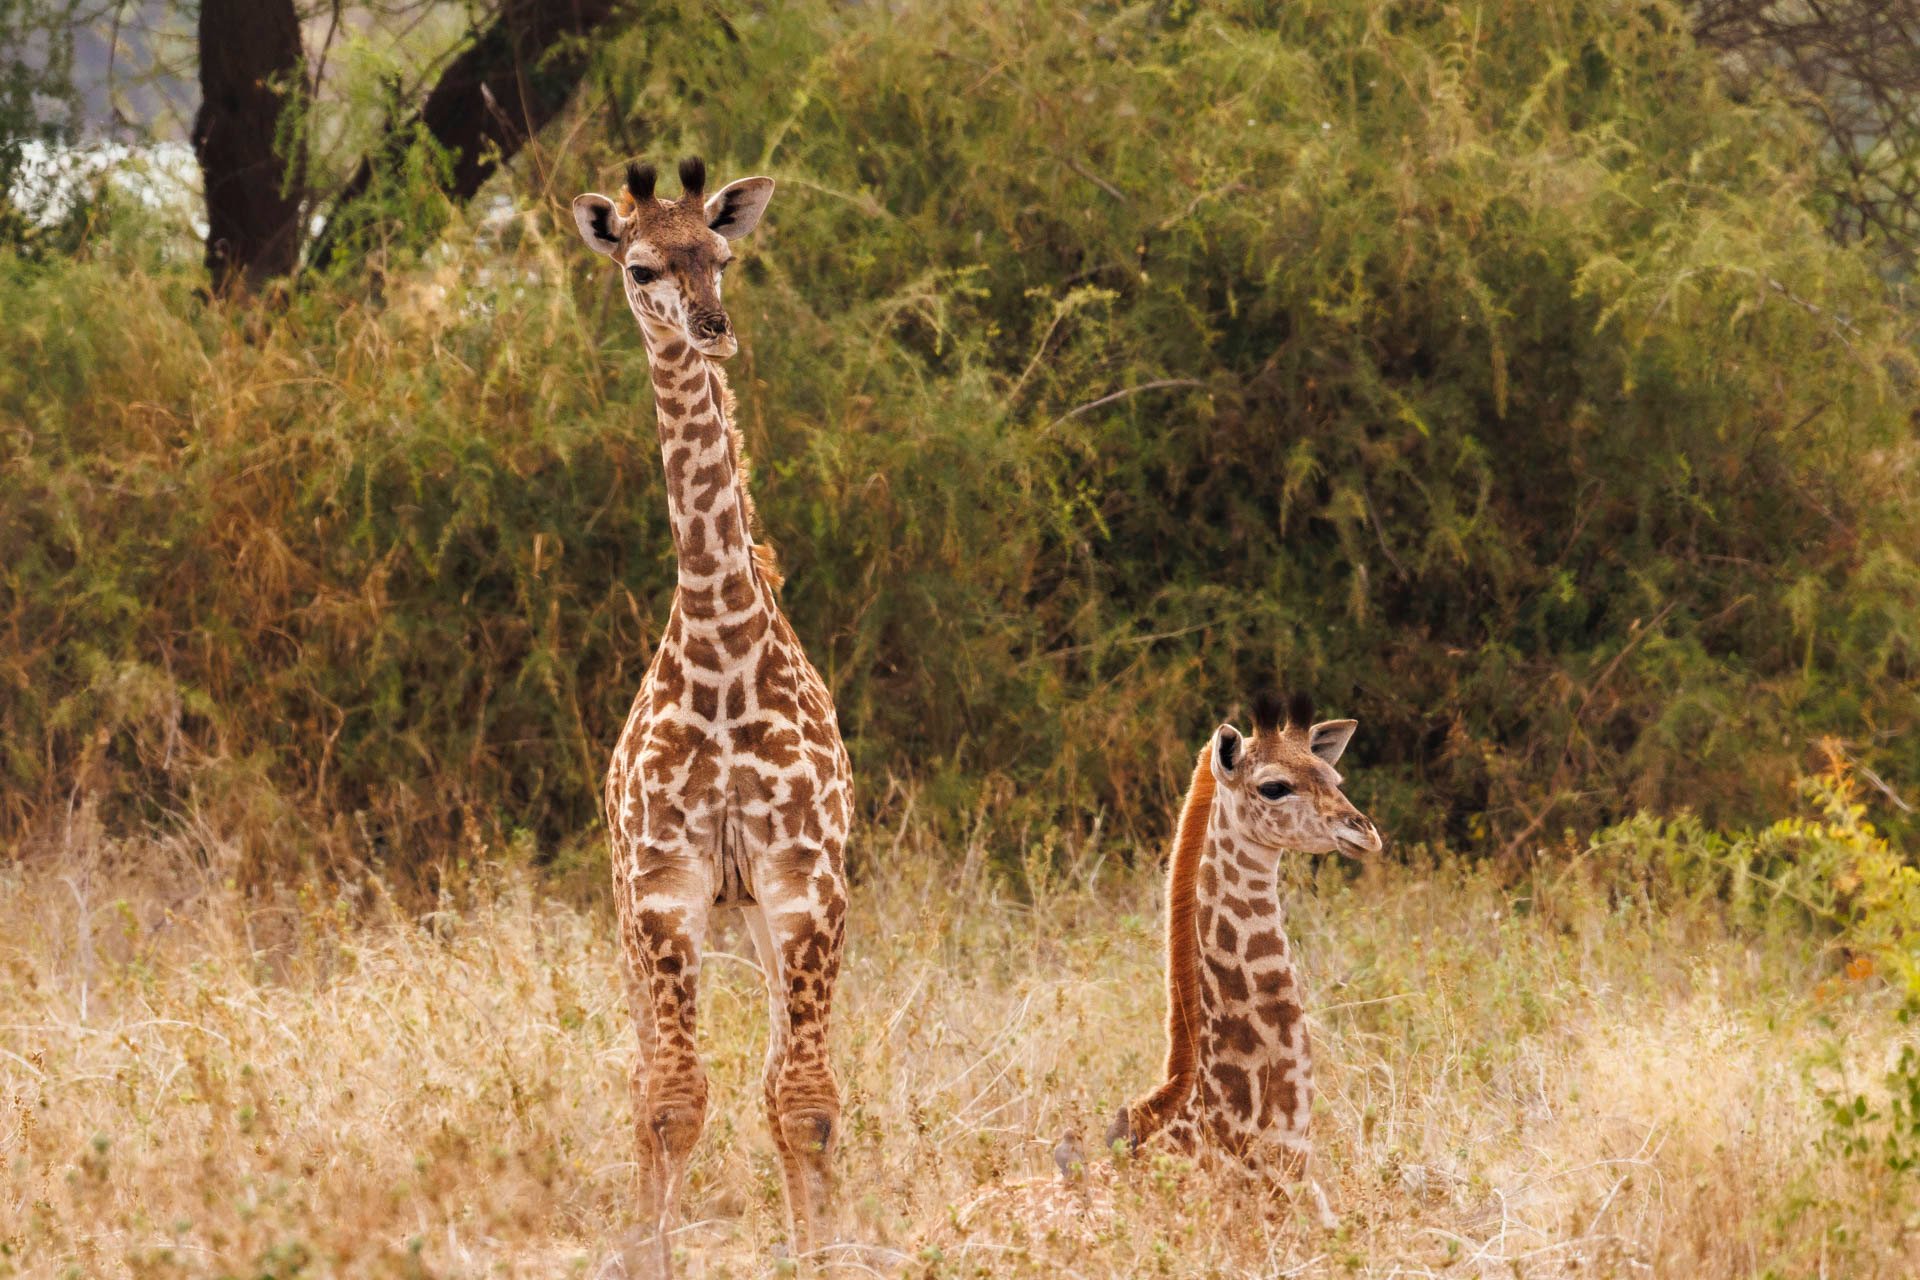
[1257,780,1293,801]
[627,265,658,285]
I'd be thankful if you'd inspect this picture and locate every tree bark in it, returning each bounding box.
[193,0,306,292]
[306,0,620,274]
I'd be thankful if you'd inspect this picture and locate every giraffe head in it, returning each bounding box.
[1208,689,1382,859]
[571,157,775,360]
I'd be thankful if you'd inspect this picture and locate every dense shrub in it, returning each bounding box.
[3,0,1918,877]
[1593,757,1919,984]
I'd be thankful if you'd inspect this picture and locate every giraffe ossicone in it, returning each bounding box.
[573,158,853,1273]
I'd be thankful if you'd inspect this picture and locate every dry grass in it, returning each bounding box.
[1,808,1913,1279]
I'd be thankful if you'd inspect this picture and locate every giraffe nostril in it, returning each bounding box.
[692,313,730,341]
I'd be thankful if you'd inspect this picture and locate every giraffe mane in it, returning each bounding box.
[707,363,784,594]
[1124,741,1215,1141]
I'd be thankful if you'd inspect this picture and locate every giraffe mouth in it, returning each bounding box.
[1333,822,1383,858]
[691,332,739,360]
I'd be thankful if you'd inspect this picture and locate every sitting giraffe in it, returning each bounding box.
[571,160,854,1270]
[955,689,1380,1239]
[1108,688,1381,1180]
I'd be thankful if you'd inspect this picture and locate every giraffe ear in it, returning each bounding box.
[705,176,774,240]
[1307,719,1358,767]
[572,193,625,256]
[1210,724,1243,782]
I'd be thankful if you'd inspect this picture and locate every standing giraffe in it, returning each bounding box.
[952,690,1380,1241]
[1109,688,1380,1183]
[571,159,854,1268]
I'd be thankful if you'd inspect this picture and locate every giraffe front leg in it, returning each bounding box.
[747,844,847,1260]
[1249,1147,1338,1231]
[615,860,713,1276]
[618,966,664,1230]
[1240,1126,1337,1231]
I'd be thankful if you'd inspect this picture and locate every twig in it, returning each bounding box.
[1360,483,1409,578]
[1575,601,1679,723]
[1046,379,1208,428]
[1314,991,1420,1015]
[1023,614,1230,667]
[702,950,766,978]
[1836,745,1914,813]
[1061,155,1125,201]
[312,0,345,92]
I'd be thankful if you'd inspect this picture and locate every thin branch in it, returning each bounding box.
[1061,154,1125,202]
[1046,379,1209,428]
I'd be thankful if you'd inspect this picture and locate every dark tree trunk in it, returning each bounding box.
[307,0,621,274]
[193,0,307,292]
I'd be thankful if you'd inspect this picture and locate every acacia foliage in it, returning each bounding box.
[3,0,1917,874]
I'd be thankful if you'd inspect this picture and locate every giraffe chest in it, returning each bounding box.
[605,599,852,873]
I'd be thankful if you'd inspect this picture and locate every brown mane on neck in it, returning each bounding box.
[704,362,784,594]
[1118,742,1214,1144]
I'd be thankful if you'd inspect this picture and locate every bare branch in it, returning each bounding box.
[1695,1,1920,270]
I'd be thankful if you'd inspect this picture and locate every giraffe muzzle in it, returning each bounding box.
[690,310,733,351]
[1333,817,1383,858]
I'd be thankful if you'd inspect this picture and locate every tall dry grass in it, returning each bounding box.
[2,804,1912,1278]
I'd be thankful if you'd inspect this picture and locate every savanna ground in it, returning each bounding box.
[3,790,1912,1279]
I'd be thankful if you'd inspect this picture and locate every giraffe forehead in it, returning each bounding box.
[1243,737,1341,789]
[623,202,725,263]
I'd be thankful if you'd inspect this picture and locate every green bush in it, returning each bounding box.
[3,0,1918,877]
[1590,758,1919,979]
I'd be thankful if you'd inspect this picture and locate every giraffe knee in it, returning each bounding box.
[1255,1137,1310,1184]
[650,1100,706,1162]
[779,1106,835,1156]
[775,1048,839,1116]
[1278,1142,1310,1182]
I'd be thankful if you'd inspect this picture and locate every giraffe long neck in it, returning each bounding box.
[639,320,775,623]
[1190,811,1310,1143]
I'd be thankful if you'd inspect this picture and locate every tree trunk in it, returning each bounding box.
[306,0,620,274]
[193,0,306,292]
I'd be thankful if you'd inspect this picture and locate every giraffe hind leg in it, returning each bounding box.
[743,904,799,1244]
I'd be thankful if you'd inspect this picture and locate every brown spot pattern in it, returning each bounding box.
[597,241,854,1258]
[1120,709,1382,1190]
